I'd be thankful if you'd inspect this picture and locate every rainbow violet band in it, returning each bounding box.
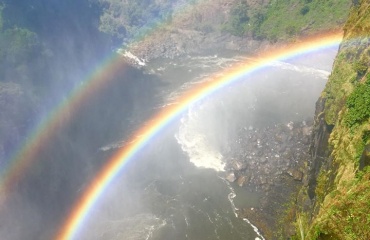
[55,31,343,240]
[0,0,223,198]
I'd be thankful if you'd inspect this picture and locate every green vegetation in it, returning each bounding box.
[97,0,351,43]
[99,0,174,40]
[300,5,310,16]
[221,1,250,36]
[353,59,368,76]
[0,28,40,66]
[0,0,110,155]
[0,4,46,87]
[307,170,370,239]
[256,0,351,41]
[290,1,370,239]
[220,0,351,41]
[344,76,370,128]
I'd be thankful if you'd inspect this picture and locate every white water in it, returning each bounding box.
[117,49,147,66]
[89,49,336,240]
[170,51,336,239]
[175,105,226,171]
[173,54,330,172]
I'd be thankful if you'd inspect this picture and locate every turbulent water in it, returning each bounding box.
[78,48,337,240]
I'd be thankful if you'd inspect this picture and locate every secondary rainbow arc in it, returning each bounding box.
[56,31,344,240]
[0,0,207,196]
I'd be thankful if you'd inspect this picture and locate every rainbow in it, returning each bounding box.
[55,31,343,240]
[0,0,207,197]
[0,0,237,201]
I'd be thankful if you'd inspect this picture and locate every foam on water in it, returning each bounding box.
[175,104,225,172]
[268,60,330,79]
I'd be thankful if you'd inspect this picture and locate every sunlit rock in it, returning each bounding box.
[231,159,247,171]
[226,171,236,182]
[237,175,249,187]
[286,168,303,181]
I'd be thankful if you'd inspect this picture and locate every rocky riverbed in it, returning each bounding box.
[223,120,313,238]
[125,28,269,62]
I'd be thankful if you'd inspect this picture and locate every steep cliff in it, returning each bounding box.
[292,1,370,239]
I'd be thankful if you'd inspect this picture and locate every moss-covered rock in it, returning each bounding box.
[292,1,370,239]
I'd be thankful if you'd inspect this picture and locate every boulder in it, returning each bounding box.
[237,175,249,187]
[232,159,247,171]
[286,168,303,181]
[226,171,236,182]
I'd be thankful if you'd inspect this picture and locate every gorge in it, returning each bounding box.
[0,1,369,239]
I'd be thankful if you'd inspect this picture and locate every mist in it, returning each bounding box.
[0,1,341,240]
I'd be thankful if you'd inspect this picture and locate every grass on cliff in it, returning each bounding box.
[291,2,370,239]
[253,0,351,41]
[221,0,351,40]
[344,74,370,129]
[302,169,370,239]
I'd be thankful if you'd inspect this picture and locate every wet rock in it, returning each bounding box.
[260,157,268,164]
[237,175,249,187]
[260,176,267,185]
[226,171,236,182]
[286,168,303,181]
[232,159,247,171]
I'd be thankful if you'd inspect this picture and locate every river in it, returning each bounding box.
[68,48,337,240]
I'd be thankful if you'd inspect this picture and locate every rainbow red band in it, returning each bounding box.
[56,31,343,240]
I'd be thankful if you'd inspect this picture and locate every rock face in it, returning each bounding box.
[359,144,370,170]
[307,97,333,199]
[289,2,370,239]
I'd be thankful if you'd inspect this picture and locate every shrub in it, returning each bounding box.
[344,77,370,128]
[300,6,310,15]
[223,0,250,36]
[353,59,368,76]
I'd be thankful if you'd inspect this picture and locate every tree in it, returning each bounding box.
[223,0,250,36]
[300,5,310,15]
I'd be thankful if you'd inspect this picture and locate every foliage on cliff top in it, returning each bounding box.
[343,0,370,39]
[303,169,370,240]
[98,0,351,43]
[255,0,351,41]
[222,0,351,41]
[344,76,370,128]
[323,1,370,125]
[99,0,174,40]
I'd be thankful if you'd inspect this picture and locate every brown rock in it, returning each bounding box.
[226,171,236,182]
[232,160,247,171]
[286,168,303,181]
[236,175,249,187]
